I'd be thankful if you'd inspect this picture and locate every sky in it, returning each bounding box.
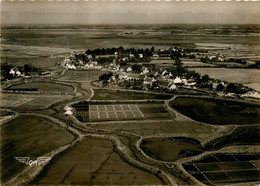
[1,1,260,24]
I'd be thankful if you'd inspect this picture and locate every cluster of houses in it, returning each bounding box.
[9,68,22,77]
[108,65,197,91]
[64,56,103,70]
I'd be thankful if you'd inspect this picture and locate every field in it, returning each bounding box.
[34,138,162,185]
[183,154,260,185]
[1,115,74,183]
[92,89,173,100]
[73,102,174,122]
[6,82,74,93]
[0,93,73,109]
[181,61,216,67]
[189,68,260,92]
[170,97,260,125]
[205,126,260,150]
[140,137,204,162]
[57,70,107,82]
[149,60,216,67]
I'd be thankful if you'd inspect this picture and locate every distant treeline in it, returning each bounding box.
[85,46,154,57]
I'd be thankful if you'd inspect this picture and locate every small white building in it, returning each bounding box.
[127,67,132,72]
[16,71,22,76]
[9,69,16,76]
[154,72,159,77]
[67,64,76,70]
[122,57,128,61]
[182,79,188,85]
[144,77,156,85]
[169,84,177,90]
[138,54,143,58]
[162,70,168,76]
[173,77,182,84]
[87,54,92,59]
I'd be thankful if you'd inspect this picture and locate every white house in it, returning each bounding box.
[182,79,188,85]
[162,70,168,76]
[122,57,128,61]
[173,77,182,84]
[9,69,16,76]
[16,71,22,76]
[154,72,159,77]
[138,54,143,58]
[169,84,177,90]
[127,67,132,72]
[129,54,135,58]
[87,54,92,59]
[67,64,76,70]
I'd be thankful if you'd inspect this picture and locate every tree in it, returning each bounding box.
[216,84,225,91]
[99,72,113,81]
[132,64,142,73]
[1,63,13,80]
[151,46,155,53]
[24,64,38,75]
[226,83,238,93]
[201,74,210,83]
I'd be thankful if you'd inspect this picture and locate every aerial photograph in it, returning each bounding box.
[1,0,260,185]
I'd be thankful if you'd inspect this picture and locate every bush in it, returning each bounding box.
[99,72,113,81]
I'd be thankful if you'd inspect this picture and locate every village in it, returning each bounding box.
[63,46,259,99]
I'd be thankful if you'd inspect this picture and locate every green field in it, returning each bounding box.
[1,115,74,183]
[170,97,260,125]
[92,89,173,100]
[34,138,162,185]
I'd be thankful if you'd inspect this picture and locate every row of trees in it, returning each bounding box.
[85,46,154,57]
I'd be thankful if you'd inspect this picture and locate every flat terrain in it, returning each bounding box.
[7,82,74,93]
[36,138,162,185]
[183,154,260,185]
[57,70,106,82]
[0,93,73,109]
[170,97,260,125]
[149,60,216,67]
[92,89,173,100]
[74,102,174,122]
[189,68,260,92]
[140,137,204,162]
[1,115,74,183]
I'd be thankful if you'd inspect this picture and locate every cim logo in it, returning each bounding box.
[15,157,51,166]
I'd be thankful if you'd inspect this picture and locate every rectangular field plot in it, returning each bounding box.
[0,93,73,109]
[183,154,260,185]
[89,104,144,121]
[57,70,106,82]
[75,103,174,122]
